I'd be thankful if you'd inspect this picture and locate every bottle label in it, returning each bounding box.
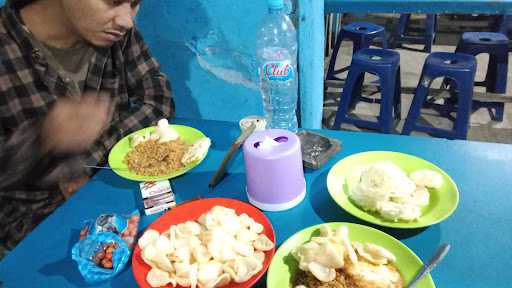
[262,61,294,82]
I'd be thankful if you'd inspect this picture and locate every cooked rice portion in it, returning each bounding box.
[124,139,188,176]
[294,269,351,288]
[294,260,403,288]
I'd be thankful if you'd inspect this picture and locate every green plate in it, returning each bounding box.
[267,222,435,288]
[327,151,459,229]
[108,125,208,181]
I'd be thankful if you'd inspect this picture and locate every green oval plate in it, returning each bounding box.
[327,151,459,229]
[267,222,435,288]
[108,125,208,181]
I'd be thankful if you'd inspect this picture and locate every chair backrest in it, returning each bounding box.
[137,1,270,122]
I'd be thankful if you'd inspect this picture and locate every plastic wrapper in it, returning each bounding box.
[79,210,140,249]
[297,131,341,169]
[72,211,140,284]
[71,232,130,284]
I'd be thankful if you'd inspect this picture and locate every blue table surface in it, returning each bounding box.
[1,118,512,287]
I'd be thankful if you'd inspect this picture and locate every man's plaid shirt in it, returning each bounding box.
[0,2,174,251]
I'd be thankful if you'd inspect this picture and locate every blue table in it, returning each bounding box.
[1,118,512,287]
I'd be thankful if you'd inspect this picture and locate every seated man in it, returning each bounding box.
[0,0,174,258]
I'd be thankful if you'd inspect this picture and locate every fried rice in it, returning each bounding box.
[294,269,351,288]
[294,260,403,288]
[124,139,189,176]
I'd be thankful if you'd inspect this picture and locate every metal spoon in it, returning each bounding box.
[407,243,450,288]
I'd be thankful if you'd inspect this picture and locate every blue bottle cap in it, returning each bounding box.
[268,0,284,10]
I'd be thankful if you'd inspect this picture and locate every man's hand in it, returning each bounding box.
[42,92,113,154]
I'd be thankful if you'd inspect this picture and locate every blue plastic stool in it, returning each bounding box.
[449,32,509,121]
[403,52,477,140]
[333,48,401,133]
[326,22,388,81]
[392,14,437,53]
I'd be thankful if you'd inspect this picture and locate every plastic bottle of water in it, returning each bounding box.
[256,0,298,132]
[284,0,293,15]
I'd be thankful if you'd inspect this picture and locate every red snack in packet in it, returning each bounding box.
[79,210,140,249]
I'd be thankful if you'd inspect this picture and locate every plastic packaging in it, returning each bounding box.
[72,232,130,284]
[296,131,341,169]
[79,210,139,249]
[72,211,140,284]
[257,0,298,132]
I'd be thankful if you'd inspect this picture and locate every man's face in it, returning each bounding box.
[60,0,140,47]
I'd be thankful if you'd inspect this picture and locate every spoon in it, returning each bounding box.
[407,243,450,288]
[83,165,128,170]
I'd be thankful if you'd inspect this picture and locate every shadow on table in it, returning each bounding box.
[38,230,90,287]
[92,170,136,191]
[309,169,437,240]
[170,171,248,202]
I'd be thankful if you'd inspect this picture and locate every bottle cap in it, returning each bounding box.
[268,0,284,10]
[239,115,267,132]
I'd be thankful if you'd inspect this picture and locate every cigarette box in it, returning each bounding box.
[139,180,176,215]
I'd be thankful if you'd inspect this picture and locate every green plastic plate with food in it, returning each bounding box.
[327,151,459,229]
[267,222,435,288]
[108,120,209,182]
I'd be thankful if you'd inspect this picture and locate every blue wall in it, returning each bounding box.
[0,0,267,122]
[136,1,269,122]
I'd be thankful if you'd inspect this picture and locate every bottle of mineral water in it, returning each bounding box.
[284,0,293,15]
[256,0,298,132]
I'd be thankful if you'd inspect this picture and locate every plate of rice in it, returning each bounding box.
[108,120,210,181]
[326,151,459,228]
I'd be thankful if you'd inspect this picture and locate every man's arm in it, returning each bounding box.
[0,93,113,191]
[85,27,174,166]
[0,120,49,191]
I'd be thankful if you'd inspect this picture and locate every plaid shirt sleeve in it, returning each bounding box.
[0,119,46,190]
[84,27,175,167]
[0,118,89,191]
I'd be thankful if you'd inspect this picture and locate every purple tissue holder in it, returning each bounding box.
[243,129,306,211]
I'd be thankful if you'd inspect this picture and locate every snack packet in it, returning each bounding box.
[72,211,140,284]
[71,232,130,284]
[79,210,140,249]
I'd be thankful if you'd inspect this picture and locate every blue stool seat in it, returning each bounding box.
[403,52,477,140]
[449,32,509,121]
[393,14,437,53]
[333,48,401,133]
[327,22,388,81]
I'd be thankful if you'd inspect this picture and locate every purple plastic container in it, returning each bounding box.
[243,129,306,211]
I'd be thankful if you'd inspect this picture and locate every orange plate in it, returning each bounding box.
[132,198,276,288]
